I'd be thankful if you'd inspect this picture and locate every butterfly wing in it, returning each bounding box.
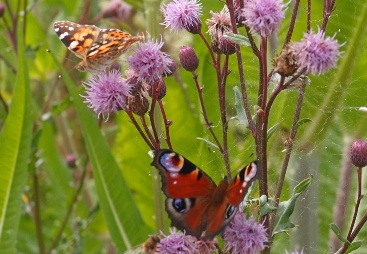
[204,161,258,239]
[53,21,99,60]
[226,161,258,205]
[152,149,217,238]
[83,29,142,71]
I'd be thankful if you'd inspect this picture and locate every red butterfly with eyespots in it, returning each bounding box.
[151,149,258,239]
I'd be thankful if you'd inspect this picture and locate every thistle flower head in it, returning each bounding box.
[82,70,131,119]
[291,29,342,75]
[206,9,232,39]
[242,0,285,37]
[350,140,367,168]
[161,0,202,34]
[155,228,198,254]
[223,212,268,254]
[128,39,173,83]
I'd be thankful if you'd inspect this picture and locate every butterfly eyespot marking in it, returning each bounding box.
[225,205,236,219]
[171,198,194,213]
[160,152,184,173]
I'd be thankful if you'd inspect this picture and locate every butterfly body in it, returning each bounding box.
[53,20,143,72]
[152,149,258,239]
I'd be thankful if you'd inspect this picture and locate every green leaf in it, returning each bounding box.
[233,86,248,126]
[258,195,277,217]
[195,137,220,150]
[272,176,313,237]
[0,14,32,252]
[345,241,363,254]
[223,32,251,47]
[295,118,312,130]
[51,57,151,250]
[330,223,350,244]
[267,122,280,141]
[294,175,313,194]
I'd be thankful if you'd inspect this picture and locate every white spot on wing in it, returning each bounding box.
[69,40,79,49]
[59,32,69,40]
[68,27,75,31]
[54,28,59,32]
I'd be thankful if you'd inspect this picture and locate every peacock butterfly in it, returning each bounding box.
[151,149,258,239]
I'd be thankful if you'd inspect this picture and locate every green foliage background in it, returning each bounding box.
[0,0,366,253]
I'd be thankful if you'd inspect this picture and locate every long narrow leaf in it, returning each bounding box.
[0,15,32,252]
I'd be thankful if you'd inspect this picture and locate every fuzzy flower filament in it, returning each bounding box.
[128,39,174,84]
[291,29,342,75]
[161,0,202,33]
[222,212,268,254]
[82,70,130,118]
[242,0,285,37]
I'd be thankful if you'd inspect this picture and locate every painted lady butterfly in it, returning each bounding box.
[53,20,143,72]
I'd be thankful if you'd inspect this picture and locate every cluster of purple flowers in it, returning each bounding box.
[82,38,175,118]
[83,0,341,119]
[154,213,267,254]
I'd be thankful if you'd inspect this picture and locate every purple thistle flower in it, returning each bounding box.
[242,0,285,37]
[156,228,198,254]
[196,239,218,254]
[128,39,173,83]
[206,8,232,53]
[161,0,202,33]
[223,212,268,254]
[291,29,342,75]
[82,70,130,118]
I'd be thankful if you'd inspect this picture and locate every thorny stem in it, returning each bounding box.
[139,115,156,148]
[219,55,231,179]
[260,37,268,111]
[347,168,363,239]
[283,0,300,47]
[266,71,306,114]
[46,165,88,254]
[158,100,173,150]
[192,71,224,153]
[148,83,161,149]
[126,109,155,149]
[322,0,336,31]
[198,31,217,69]
[268,82,307,235]
[225,0,256,136]
[340,167,364,253]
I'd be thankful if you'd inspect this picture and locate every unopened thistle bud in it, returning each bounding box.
[219,36,236,55]
[148,79,166,100]
[129,93,149,116]
[179,46,199,72]
[350,140,367,168]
